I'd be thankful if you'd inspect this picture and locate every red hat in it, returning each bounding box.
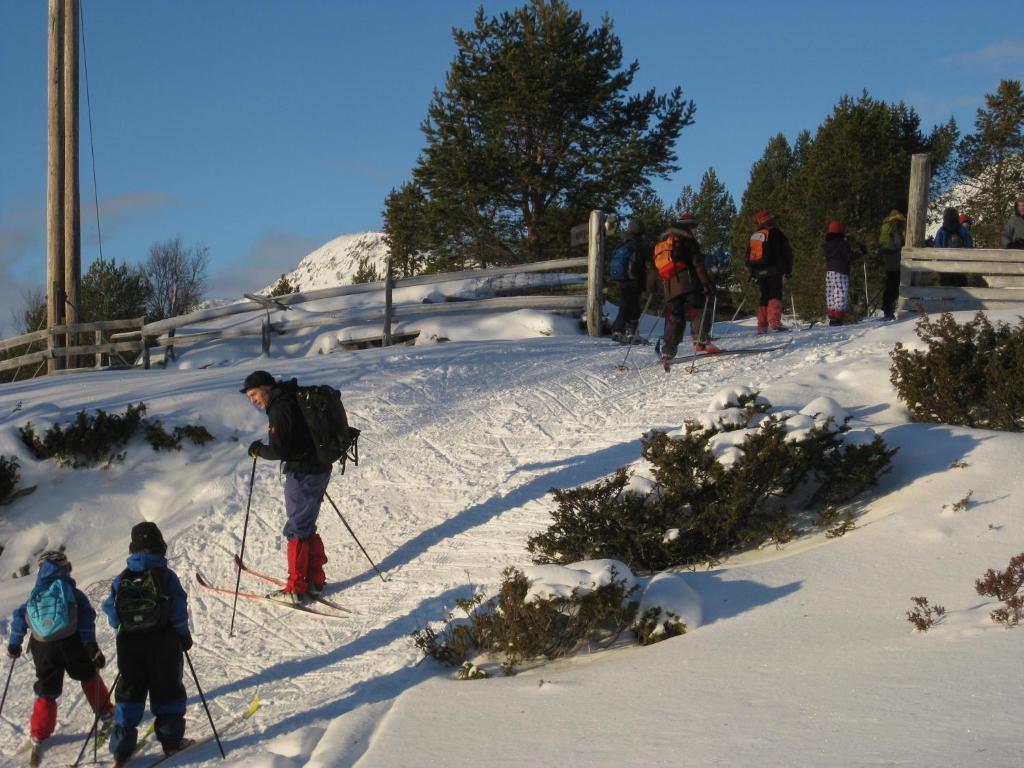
[755,210,774,226]
[827,220,845,234]
[674,212,698,228]
[959,214,972,225]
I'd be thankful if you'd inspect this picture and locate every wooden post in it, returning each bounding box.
[906,153,930,249]
[94,329,102,368]
[383,255,393,347]
[63,0,80,369]
[586,209,605,336]
[261,317,270,355]
[46,0,65,374]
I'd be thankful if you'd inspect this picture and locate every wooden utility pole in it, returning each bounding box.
[63,0,81,366]
[46,0,65,373]
[906,153,931,249]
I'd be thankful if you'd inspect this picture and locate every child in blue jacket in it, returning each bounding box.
[7,550,114,760]
[101,522,193,765]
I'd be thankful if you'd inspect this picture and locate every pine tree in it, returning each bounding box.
[939,79,1024,248]
[269,274,297,297]
[400,0,694,267]
[382,183,431,277]
[80,257,151,322]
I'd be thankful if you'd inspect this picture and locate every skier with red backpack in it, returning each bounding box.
[646,213,717,368]
[7,550,114,766]
[102,522,193,765]
[746,210,795,333]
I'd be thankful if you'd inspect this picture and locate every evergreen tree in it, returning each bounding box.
[382,183,431,277]
[727,134,799,313]
[939,79,1024,247]
[400,0,694,268]
[269,274,298,297]
[690,168,737,260]
[80,257,151,322]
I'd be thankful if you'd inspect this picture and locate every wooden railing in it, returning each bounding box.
[0,256,594,377]
[0,317,145,376]
[899,247,1024,315]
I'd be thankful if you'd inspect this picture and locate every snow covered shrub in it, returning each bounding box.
[906,596,946,632]
[890,312,1024,431]
[144,421,215,451]
[975,553,1024,627]
[19,403,215,467]
[0,456,20,504]
[19,403,147,467]
[530,393,896,570]
[413,566,638,676]
[633,607,686,646]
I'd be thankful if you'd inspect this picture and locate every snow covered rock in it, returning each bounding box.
[636,572,703,635]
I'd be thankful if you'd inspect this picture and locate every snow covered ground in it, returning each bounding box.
[0,307,1022,767]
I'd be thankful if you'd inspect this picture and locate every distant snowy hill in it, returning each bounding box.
[259,231,390,294]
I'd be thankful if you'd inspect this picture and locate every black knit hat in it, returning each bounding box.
[130,522,167,555]
[240,370,275,393]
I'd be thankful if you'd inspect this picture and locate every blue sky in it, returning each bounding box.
[0,0,1019,329]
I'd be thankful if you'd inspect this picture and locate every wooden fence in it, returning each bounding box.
[0,317,145,376]
[0,255,596,377]
[898,247,1024,315]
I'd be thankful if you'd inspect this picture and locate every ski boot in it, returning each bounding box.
[266,589,306,606]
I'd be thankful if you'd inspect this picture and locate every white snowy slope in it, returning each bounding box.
[0,310,1021,767]
[258,232,390,294]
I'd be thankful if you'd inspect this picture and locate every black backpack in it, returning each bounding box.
[114,568,170,633]
[296,385,361,474]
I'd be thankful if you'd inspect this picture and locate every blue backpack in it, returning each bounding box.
[26,580,79,642]
[608,239,639,282]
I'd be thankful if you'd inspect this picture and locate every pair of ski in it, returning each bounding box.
[62,694,261,767]
[658,343,788,372]
[195,556,352,619]
[23,718,111,767]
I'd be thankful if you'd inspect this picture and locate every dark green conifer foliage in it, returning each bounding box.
[890,312,1024,431]
[940,79,1024,248]
[79,258,151,322]
[394,0,694,270]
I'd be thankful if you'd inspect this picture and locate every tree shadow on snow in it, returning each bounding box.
[200,585,471,704]
[682,570,802,626]
[334,438,646,592]
[875,423,986,493]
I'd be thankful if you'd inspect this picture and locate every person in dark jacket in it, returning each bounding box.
[242,370,331,605]
[102,522,192,765]
[7,551,114,761]
[878,209,906,320]
[823,221,862,326]
[646,213,716,366]
[609,218,651,342]
[1001,193,1024,248]
[934,207,973,286]
[746,210,794,333]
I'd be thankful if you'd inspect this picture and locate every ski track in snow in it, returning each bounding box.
[0,323,891,766]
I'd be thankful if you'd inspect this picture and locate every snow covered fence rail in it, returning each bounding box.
[898,246,1024,315]
[139,257,589,363]
[0,316,145,376]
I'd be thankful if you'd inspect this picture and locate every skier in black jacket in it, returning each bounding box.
[241,370,331,605]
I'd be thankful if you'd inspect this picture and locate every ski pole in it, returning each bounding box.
[73,671,119,768]
[862,260,871,318]
[617,292,653,372]
[730,295,746,322]
[790,291,798,328]
[0,655,15,720]
[710,293,718,340]
[230,457,258,638]
[184,651,226,759]
[324,491,387,582]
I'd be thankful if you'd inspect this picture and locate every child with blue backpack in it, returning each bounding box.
[102,521,193,766]
[7,550,114,765]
